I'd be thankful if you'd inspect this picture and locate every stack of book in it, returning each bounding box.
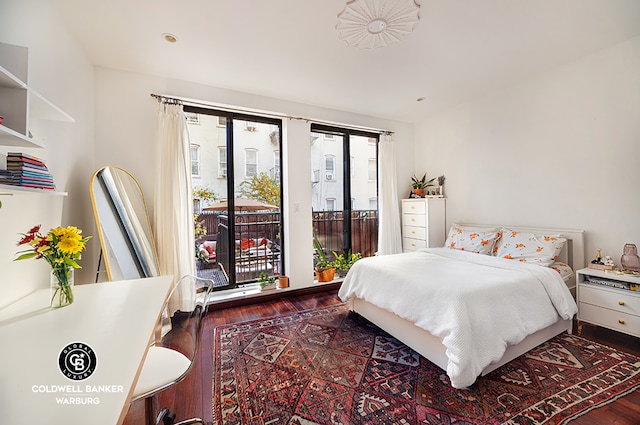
[5,152,56,190]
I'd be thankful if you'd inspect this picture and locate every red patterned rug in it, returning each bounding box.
[212,304,640,424]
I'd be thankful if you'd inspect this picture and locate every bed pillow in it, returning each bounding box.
[549,262,574,281]
[444,225,501,255]
[495,229,566,266]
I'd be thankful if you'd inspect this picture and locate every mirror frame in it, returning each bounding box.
[90,166,160,281]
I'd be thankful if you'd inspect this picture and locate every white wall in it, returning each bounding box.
[0,0,95,307]
[94,67,414,289]
[415,35,640,265]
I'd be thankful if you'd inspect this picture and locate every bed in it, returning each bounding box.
[338,224,585,389]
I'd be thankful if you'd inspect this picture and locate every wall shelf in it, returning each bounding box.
[0,43,74,149]
[0,183,67,196]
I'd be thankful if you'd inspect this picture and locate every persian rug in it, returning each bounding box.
[212,304,640,425]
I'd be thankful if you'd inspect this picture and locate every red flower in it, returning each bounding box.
[28,225,41,234]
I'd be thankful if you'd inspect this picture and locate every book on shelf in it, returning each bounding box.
[7,163,50,173]
[4,152,57,190]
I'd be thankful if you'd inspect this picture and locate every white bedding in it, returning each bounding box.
[338,248,578,388]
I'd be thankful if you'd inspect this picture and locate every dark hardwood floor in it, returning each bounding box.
[123,288,640,425]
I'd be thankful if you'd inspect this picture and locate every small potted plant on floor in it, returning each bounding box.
[411,173,436,197]
[257,272,277,291]
[313,234,336,282]
[332,250,361,278]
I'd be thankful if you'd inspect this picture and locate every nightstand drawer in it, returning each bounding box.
[579,302,640,337]
[402,214,426,227]
[579,284,640,316]
[403,237,426,251]
[403,225,426,240]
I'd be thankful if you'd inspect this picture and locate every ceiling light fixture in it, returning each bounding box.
[336,0,420,49]
[162,33,178,43]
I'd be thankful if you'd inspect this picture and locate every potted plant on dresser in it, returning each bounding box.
[411,173,436,197]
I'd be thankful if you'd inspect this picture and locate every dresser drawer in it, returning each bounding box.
[402,213,426,227]
[579,284,640,316]
[403,237,427,251]
[403,225,426,240]
[579,302,640,337]
[402,201,426,215]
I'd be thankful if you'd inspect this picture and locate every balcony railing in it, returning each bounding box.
[196,209,378,284]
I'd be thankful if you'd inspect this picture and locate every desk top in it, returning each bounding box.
[0,276,173,425]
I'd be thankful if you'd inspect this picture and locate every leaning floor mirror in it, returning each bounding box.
[90,166,160,281]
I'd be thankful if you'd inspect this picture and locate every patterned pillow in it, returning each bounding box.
[494,229,566,266]
[549,262,574,281]
[444,225,501,255]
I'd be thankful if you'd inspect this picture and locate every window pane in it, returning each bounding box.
[350,135,378,258]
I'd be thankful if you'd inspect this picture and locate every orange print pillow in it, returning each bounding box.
[444,225,500,255]
[494,229,566,266]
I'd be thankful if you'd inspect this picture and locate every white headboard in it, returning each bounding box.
[457,224,586,271]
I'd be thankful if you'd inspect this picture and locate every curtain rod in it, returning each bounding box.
[150,93,394,135]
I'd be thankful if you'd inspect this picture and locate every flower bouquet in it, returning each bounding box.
[15,225,91,308]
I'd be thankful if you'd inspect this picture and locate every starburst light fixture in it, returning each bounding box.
[336,0,421,49]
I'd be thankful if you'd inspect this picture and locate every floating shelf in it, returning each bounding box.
[0,183,67,196]
[0,44,74,149]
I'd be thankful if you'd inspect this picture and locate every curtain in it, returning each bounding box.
[377,134,403,255]
[153,102,195,309]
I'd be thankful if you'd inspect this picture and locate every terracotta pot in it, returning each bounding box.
[316,267,336,282]
[412,189,425,197]
[277,275,289,289]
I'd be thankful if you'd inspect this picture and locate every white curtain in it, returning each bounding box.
[377,134,403,255]
[153,102,195,308]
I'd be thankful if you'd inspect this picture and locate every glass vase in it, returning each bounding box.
[50,267,74,308]
[621,243,640,272]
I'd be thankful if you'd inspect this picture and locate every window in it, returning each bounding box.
[190,145,200,177]
[272,150,281,180]
[368,158,376,181]
[245,148,258,178]
[311,124,379,267]
[325,155,336,181]
[185,113,200,125]
[218,147,227,178]
[183,106,283,290]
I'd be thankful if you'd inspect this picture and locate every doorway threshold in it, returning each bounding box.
[206,281,342,309]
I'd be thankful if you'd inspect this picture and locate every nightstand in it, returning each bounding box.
[576,268,640,338]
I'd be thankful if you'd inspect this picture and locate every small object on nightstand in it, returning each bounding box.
[621,243,640,272]
[591,248,603,264]
[588,248,612,270]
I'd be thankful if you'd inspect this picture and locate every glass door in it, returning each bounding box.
[186,107,283,290]
[310,124,379,280]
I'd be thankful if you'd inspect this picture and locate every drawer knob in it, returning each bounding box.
[618,319,625,325]
[618,301,625,306]
[411,231,416,234]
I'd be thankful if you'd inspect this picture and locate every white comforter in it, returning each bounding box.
[338,248,578,388]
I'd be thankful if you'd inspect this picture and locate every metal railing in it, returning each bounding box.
[196,209,378,284]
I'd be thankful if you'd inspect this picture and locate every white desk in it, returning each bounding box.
[0,276,173,425]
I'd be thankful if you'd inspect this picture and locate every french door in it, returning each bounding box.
[310,123,379,272]
[185,106,283,290]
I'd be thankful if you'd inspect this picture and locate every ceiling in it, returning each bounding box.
[52,0,640,123]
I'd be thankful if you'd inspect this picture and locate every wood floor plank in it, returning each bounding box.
[123,289,640,425]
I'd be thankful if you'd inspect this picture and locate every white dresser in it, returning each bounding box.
[401,198,446,252]
[576,268,640,338]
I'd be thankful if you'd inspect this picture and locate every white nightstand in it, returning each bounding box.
[576,268,640,338]
[401,198,446,252]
